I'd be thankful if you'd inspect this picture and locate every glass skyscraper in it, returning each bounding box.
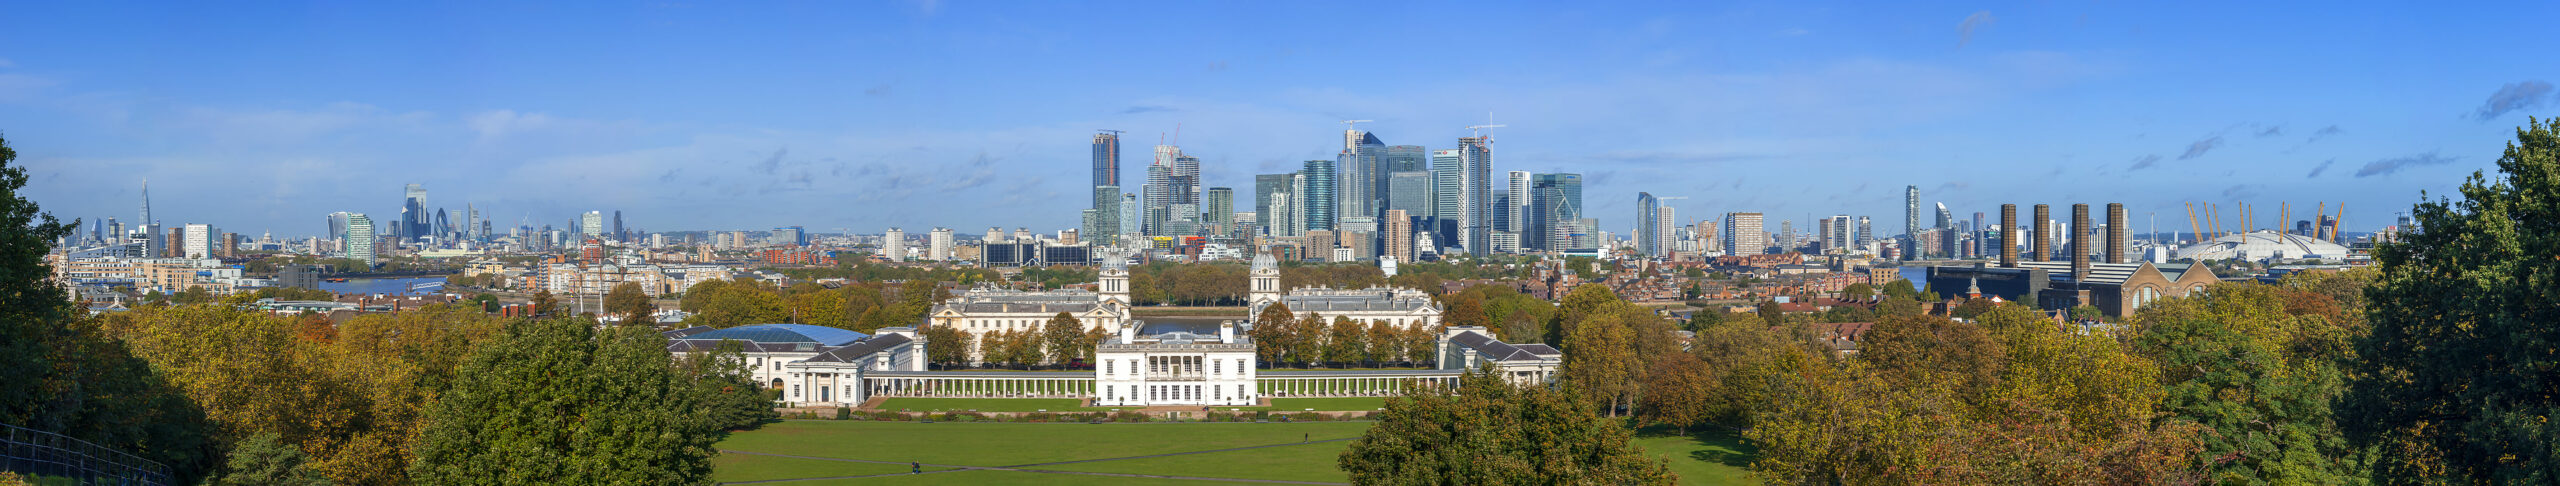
[1300,159,1337,232]
[1530,173,1583,251]
[1637,192,1661,257]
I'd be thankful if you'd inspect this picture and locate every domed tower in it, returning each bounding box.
[1249,250,1282,306]
[1099,249,1132,306]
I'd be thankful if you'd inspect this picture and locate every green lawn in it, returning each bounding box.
[1211,397,1389,412]
[873,397,1131,412]
[711,453,950,483]
[717,420,1373,467]
[1634,425,1761,486]
[712,419,1759,485]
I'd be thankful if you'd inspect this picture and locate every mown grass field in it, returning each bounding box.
[711,419,1757,484]
[869,396,1390,413]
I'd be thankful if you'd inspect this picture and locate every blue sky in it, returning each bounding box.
[1,1,2552,237]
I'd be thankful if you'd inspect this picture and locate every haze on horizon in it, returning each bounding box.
[0,1,2551,236]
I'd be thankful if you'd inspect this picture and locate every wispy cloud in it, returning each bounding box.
[754,148,787,175]
[2128,154,2163,170]
[1121,105,1179,114]
[864,84,892,97]
[2222,184,2261,199]
[1958,11,1995,47]
[2354,151,2459,177]
[2474,80,2552,120]
[2306,159,2334,178]
[2177,136,2223,160]
[2309,125,2343,142]
[2254,125,2283,138]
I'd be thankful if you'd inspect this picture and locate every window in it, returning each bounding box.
[1213,360,1221,376]
[791,385,801,398]
[1106,360,1114,376]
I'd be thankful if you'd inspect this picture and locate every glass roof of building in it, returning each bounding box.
[682,324,869,347]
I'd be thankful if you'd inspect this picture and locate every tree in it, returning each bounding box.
[2345,117,2560,483]
[1042,312,1085,366]
[1250,302,1294,366]
[2131,283,2362,484]
[530,289,562,317]
[1881,279,1920,300]
[1289,312,1329,368]
[1564,306,1641,417]
[1755,300,1784,325]
[410,318,719,485]
[1636,352,1714,432]
[208,433,329,486]
[1364,320,1397,367]
[918,324,972,369]
[1442,292,1488,329]
[604,282,655,325]
[673,340,780,432]
[1325,316,1366,366]
[1841,282,1875,300]
[1341,368,1676,485]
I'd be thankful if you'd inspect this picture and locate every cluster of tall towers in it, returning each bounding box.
[1081,124,1579,259]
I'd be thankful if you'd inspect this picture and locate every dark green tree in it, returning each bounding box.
[1042,312,1085,366]
[410,317,718,485]
[2345,117,2560,482]
[1341,368,1676,485]
[2131,284,2362,484]
[209,433,330,486]
[604,282,654,325]
[0,133,219,480]
[673,340,780,432]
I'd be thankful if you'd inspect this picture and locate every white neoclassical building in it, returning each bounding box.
[1094,320,1257,407]
[927,252,1135,362]
[665,324,876,388]
[779,327,927,406]
[1244,252,1441,329]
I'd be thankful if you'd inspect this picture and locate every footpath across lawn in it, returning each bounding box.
[872,397,1131,412]
[711,418,1761,485]
[1633,424,1761,485]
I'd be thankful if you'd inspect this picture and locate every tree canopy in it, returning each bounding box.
[2345,117,2560,482]
[1340,369,1676,485]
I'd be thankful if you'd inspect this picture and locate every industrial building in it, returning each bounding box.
[1927,202,2220,318]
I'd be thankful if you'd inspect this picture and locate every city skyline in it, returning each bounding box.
[1,2,2554,235]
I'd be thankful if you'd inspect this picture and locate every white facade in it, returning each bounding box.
[929,227,954,261]
[777,328,929,407]
[181,224,215,259]
[1095,320,1257,407]
[929,285,1131,362]
[883,228,906,261]
[1245,251,1441,329]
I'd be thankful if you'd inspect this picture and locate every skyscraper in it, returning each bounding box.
[581,211,605,236]
[1507,171,1532,238]
[1384,209,1414,264]
[1384,145,1428,172]
[404,184,429,243]
[1092,131,1121,187]
[1904,185,1920,238]
[1384,171,1434,221]
[345,214,377,265]
[1656,206,1678,258]
[1088,185,1121,246]
[1529,173,1583,251]
[928,228,954,261]
[1637,192,1661,257]
[1254,174,1293,236]
[883,228,907,260]
[1456,137,1493,256]
[1338,130,1385,222]
[1204,187,1235,237]
[1824,215,1854,253]
[1725,212,1766,256]
[1430,149,1463,249]
[1300,159,1337,232]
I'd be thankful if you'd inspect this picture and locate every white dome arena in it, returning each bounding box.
[2175,230,2350,261]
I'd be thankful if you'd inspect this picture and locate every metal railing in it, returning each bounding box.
[0,422,172,485]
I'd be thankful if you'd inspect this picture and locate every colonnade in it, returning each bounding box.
[1257,374,1462,398]
[865,375,1094,399]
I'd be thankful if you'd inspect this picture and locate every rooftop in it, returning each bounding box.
[678,324,869,347]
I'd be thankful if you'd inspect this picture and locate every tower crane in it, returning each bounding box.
[1465,124,1507,139]
[1341,120,1372,131]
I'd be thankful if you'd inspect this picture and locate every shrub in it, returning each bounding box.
[834,407,851,420]
[1110,411,1151,423]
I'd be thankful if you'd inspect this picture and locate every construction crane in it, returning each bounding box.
[1341,120,1372,131]
[1465,124,1507,139]
[1097,129,1124,136]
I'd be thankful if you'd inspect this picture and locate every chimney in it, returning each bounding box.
[2000,204,2019,268]
[2031,204,2051,262]
[2071,204,2092,283]
[2106,203,2128,264]
[1219,320,1235,343]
